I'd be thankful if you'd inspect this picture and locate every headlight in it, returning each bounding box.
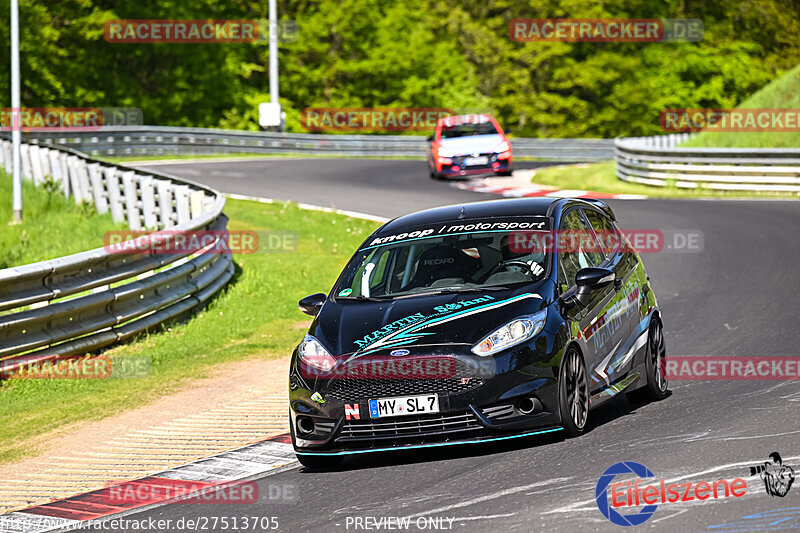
[298,335,336,372]
[494,141,510,153]
[471,309,547,356]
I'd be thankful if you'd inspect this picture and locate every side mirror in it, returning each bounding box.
[298,293,326,316]
[426,135,434,142]
[572,267,615,307]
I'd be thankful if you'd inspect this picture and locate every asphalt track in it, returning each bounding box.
[114,158,800,532]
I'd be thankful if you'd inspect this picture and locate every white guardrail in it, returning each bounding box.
[0,139,233,377]
[615,134,800,192]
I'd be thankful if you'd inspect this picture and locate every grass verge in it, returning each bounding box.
[0,197,379,465]
[681,63,800,148]
[531,162,800,199]
[0,172,126,268]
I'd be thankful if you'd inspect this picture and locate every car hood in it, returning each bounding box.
[309,284,551,358]
[438,134,505,156]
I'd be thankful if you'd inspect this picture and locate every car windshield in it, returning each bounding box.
[334,227,549,299]
[440,120,498,139]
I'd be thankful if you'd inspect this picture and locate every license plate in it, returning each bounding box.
[368,394,439,418]
[464,156,488,166]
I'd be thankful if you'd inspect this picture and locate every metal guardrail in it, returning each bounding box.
[7,126,615,161]
[12,127,797,191]
[615,134,800,192]
[0,139,233,376]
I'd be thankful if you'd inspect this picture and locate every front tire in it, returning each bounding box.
[558,348,589,438]
[629,319,669,402]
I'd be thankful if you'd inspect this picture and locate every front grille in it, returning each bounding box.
[326,377,483,401]
[325,357,485,401]
[338,410,483,442]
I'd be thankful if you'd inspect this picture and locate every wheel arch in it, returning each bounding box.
[563,339,585,366]
[632,308,662,369]
[649,307,663,329]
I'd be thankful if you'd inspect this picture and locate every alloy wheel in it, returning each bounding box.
[650,321,667,393]
[565,350,589,429]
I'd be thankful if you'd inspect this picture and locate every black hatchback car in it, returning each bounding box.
[289,198,667,468]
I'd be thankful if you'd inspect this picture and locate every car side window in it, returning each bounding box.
[584,209,619,257]
[558,209,604,290]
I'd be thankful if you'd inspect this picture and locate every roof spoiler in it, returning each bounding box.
[582,199,616,220]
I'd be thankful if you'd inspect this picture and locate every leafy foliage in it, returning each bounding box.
[682,63,800,147]
[0,0,798,137]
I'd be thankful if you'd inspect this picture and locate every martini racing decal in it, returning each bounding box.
[592,314,651,385]
[346,293,541,361]
[364,218,549,248]
[352,296,503,351]
[353,313,428,350]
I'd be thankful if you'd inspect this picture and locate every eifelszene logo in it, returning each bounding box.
[749,452,795,497]
[596,461,748,526]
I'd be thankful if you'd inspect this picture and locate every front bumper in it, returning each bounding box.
[289,345,562,454]
[295,426,564,457]
[437,153,512,178]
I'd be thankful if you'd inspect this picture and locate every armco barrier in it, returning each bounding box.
[14,128,796,191]
[0,139,233,376]
[615,134,800,192]
[7,126,615,161]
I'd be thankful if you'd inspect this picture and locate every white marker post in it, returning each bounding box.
[10,0,22,223]
[268,0,282,131]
